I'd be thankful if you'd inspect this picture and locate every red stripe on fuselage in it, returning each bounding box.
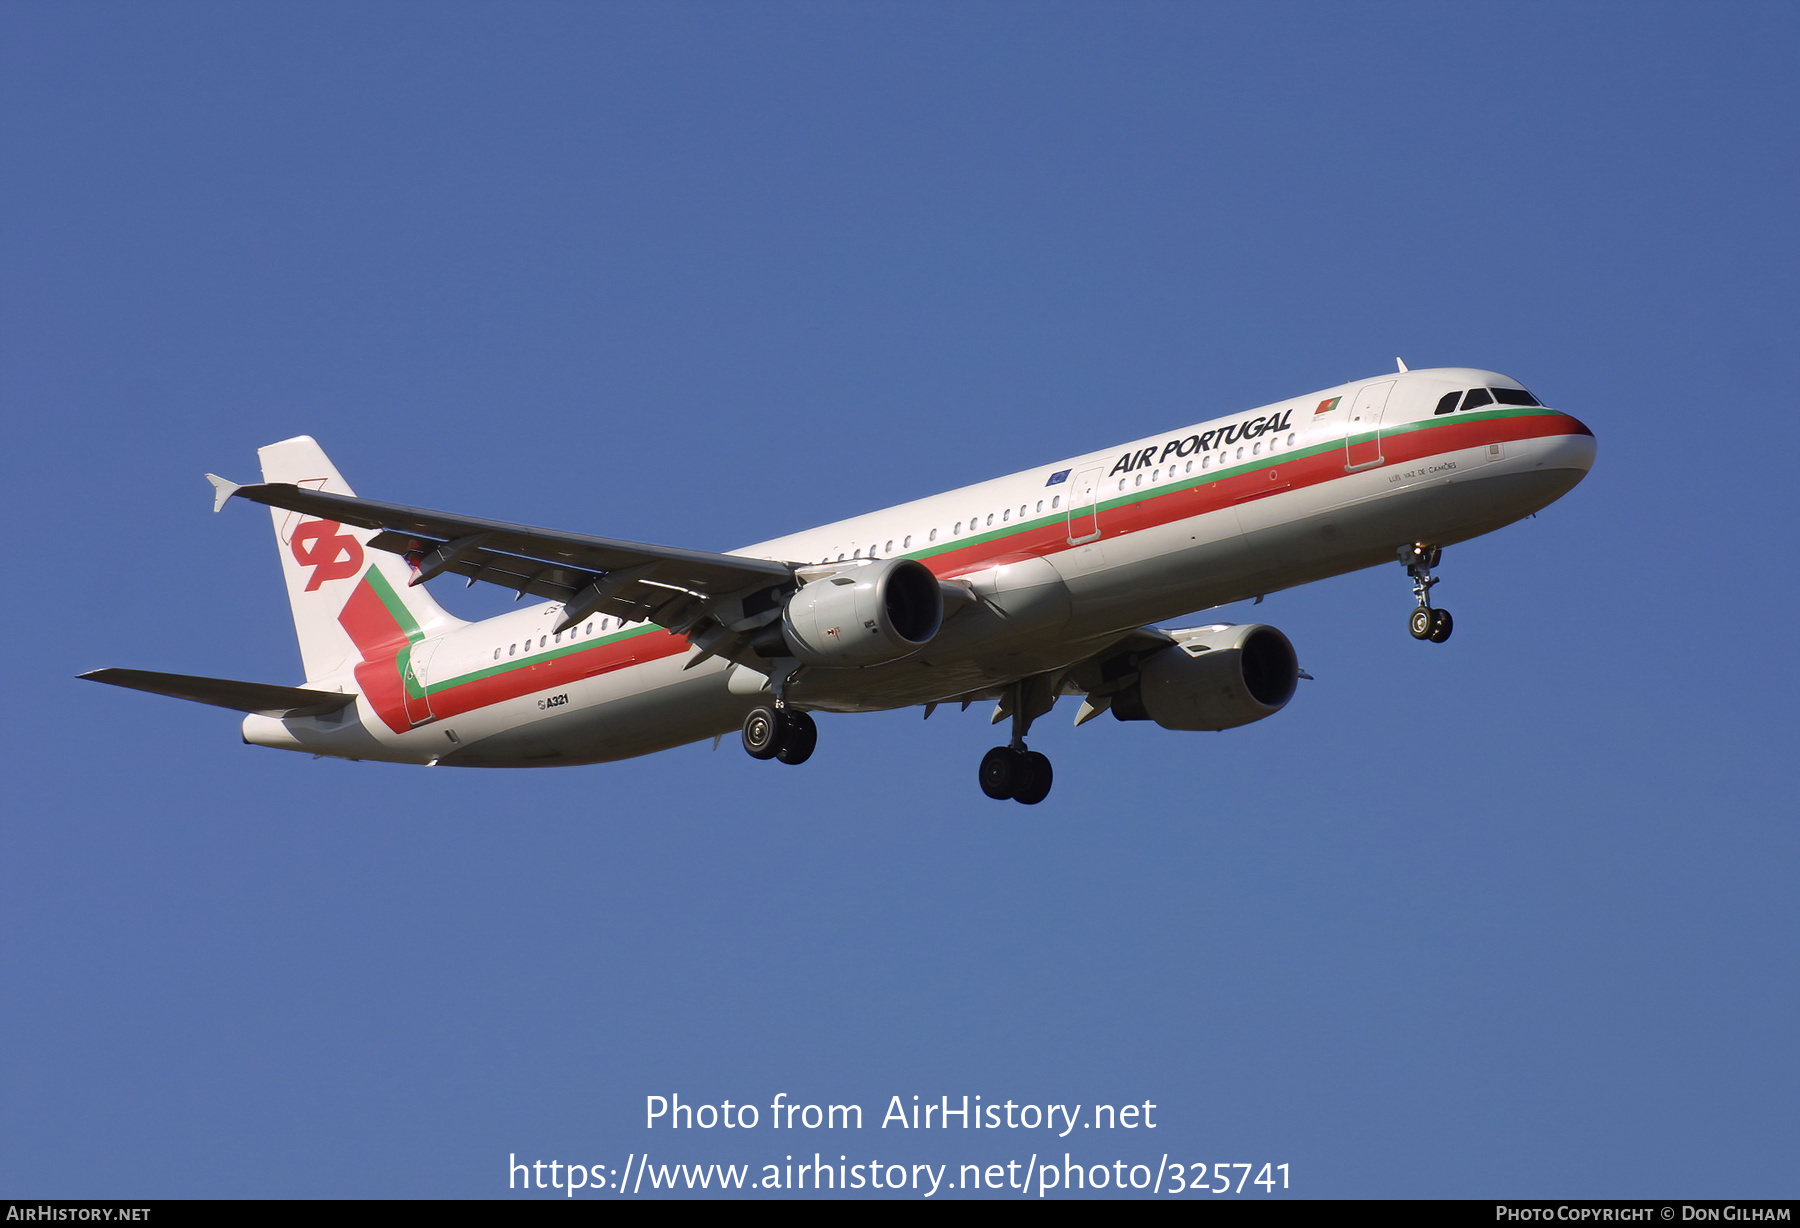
[423,630,690,722]
[919,410,1586,575]
[412,410,1585,722]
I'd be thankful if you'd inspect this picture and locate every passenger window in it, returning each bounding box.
[1118,479,1126,491]
[1035,501,1043,513]
[539,636,547,648]
[1287,433,1295,445]
[853,548,862,559]
[1236,446,1245,460]
[929,529,938,541]
[985,513,994,526]
[1461,388,1494,412]
[1435,390,1462,416]
[903,535,911,548]
[493,648,501,660]
[586,622,593,634]
[1185,460,1193,473]
[509,644,516,656]
[1135,473,1144,487]
[1018,505,1026,517]
[1052,496,1060,508]
[1253,442,1263,455]
[885,540,893,552]
[1003,509,1011,522]
[1202,455,1211,469]
[1490,388,1540,406]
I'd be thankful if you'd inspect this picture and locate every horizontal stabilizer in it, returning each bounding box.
[79,668,357,718]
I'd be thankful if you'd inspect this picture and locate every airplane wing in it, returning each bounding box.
[214,480,795,637]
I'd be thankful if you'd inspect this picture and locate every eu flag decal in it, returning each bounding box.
[1045,469,1071,486]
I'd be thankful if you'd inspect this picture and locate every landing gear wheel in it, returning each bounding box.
[741,705,782,760]
[774,710,817,765]
[1428,608,1454,643]
[1409,606,1434,640]
[1013,751,1053,805]
[979,746,1021,800]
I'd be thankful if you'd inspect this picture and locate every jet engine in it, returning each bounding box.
[765,558,945,667]
[1110,623,1299,731]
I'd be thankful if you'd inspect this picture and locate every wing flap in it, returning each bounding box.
[80,668,358,718]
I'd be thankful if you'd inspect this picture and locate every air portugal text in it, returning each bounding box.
[1110,409,1298,476]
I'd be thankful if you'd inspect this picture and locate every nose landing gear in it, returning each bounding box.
[1401,544,1453,643]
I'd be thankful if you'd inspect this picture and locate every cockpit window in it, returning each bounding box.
[1460,388,1494,412]
[1489,387,1540,407]
[1434,391,1461,416]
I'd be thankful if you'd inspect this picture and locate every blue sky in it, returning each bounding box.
[3,2,1795,1199]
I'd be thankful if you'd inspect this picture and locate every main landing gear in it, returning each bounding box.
[978,676,1056,805]
[980,745,1053,805]
[741,704,817,765]
[1401,544,1454,643]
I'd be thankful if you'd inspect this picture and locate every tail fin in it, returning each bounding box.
[258,435,464,682]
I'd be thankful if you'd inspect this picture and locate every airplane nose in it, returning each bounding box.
[1544,412,1597,475]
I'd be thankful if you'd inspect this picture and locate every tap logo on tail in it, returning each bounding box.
[290,520,364,591]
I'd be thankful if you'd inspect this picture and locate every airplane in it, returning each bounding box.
[82,363,1594,804]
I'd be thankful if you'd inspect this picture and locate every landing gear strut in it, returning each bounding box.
[978,676,1055,804]
[1401,544,1453,643]
[741,704,817,765]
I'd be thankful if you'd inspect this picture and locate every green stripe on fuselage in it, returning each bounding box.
[416,407,1563,698]
[426,621,663,695]
[905,406,1560,561]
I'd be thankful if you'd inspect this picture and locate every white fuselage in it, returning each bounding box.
[243,367,1595,766]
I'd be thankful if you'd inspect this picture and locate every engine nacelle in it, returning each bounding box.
[777,558,944,667]
[1111,623,1298,731]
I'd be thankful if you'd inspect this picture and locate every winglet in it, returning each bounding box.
[1396,357,1409,373]
[204,473,241,513]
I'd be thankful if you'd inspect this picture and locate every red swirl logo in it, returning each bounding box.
[290,520,364,591]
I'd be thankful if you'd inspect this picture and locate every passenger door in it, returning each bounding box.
[1345,381,1395,470]
[401,637,440,726]
[1065,466,1103,544]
